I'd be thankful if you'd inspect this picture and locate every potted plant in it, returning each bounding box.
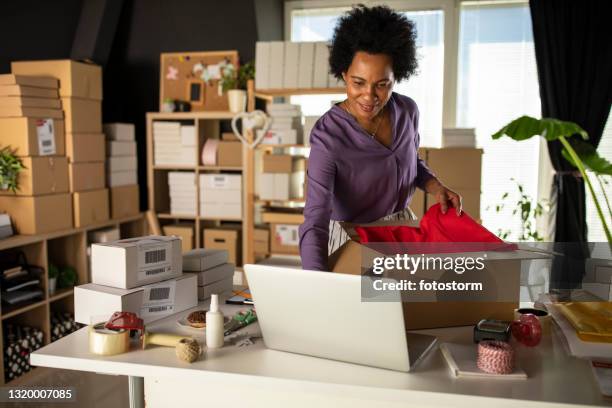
[493,116,612,249]
[48,264,59,295]
[221,61,254,113]
[58,266,78,288]
[0,147,25,193]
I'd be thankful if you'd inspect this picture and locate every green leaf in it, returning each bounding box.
[492,115,588,142]
[561,140,612,176]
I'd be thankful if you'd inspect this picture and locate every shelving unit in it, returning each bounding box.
[243,80,346,263]
[0,213,146,385]
[146,111,246,256]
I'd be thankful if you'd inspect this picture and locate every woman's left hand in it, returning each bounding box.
[425,178,463,215]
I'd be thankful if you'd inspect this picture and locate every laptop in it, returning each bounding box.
[244,264,437,372]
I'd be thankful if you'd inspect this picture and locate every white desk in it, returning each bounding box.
[31,302,607,408]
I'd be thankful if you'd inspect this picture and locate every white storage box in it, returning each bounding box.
[182,248,229,272]
[75,274,197,324]
[91,235,182,289]
[104,123,135,141]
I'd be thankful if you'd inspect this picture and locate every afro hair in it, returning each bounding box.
[329,4,418,82]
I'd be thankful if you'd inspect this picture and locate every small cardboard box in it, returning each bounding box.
[65,133,105,162]
[104,123,135,141]
[328,221,548,330]
[0,118,65,156]
[182,248,229,272]
[0,85,58,98]
[73,188,110,227]
[69,162,105,192]
[0,156,68,196]
[11,60,102,100]
[107,170,137,187]
[163,223,194,253]
[270,223,300,255]
[110,184,140,219]
[221,132,238,141]
[254,227,270,259]
[262,154,292,173]
[426,148,482,190]
[0,74,58,89]
[191,263,234,286]
[0,193,72,234]
[74,274,197,325]
[91,235,183,289]
[217,141,242,167]
[61,97,102,133]
[108,156,137,172]
[107,141,136,157]
[204,227,242,265]
[197,276,233,300]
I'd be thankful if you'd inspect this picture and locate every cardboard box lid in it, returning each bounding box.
[0,74,58,89]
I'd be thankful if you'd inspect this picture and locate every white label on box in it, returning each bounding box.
[209,175,229,189]
[140,280,176,318]
[36,118,56,155]
[276,225,299,246]
[137,240,173,281]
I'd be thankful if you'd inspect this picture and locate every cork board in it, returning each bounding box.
[160,50,239,112]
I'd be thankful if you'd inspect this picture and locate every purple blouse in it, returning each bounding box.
[298,92,435,271]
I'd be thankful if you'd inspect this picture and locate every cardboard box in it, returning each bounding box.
[254,227,270,257]
[182,248,229,272]
[69,162,105,192]
[110,184,140,219]
[262,212,304,224]
[270,223,300,255]
[0,118,65,156]
[107,170,137,187]
[197,276,233,300]
[0,96,61,109]
[221,132,238,141]
[191,263,234,286]
[73,188,110,227]
[204,227,241,265]
[0,106,63,119]
[163,223,194,253]
[0,85,58,98]
[11,60,102,100]
[217,141,242,167]
[74,274,197,325]
[0,156,68,196]
[426,148,482,190]
[0,74,58,89]
[91,235,183,289]
[104,123,135,141]
[108,156,137,172]
[328,223,548,330]
[0,193,72,234]
[107,141,136,157]
[65,133,105,162]
[61,97,102,133]
[263,154,292,173]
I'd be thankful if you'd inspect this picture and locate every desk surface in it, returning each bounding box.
[32,301,607,407]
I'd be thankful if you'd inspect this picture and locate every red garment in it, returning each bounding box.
[355,204,516,253]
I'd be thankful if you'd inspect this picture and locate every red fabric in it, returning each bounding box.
[355,204,516,253]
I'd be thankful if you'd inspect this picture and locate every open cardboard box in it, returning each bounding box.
[328,219,550,329]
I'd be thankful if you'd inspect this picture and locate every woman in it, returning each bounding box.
[299,5,462,271]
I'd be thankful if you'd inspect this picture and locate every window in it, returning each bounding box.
[587,111,612,242]
[456,3,541,239]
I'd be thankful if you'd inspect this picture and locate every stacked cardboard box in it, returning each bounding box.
[75,236,197,324]
[168,172,196,215]
[11,60,109,228]
[0,74,73,235]
[104,123,139,218]
[183,249,234,300]
[153,122,197,166]
[259,154,305,201]
[257,103,302,145]
[199,174,242,219]
[262,212,303,255]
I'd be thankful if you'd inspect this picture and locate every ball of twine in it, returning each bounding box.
[175,338,202,363]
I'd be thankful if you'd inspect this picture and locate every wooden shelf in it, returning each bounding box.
[49,288,74,302]
[157,213,197,220]
[199,165,243,171]
[255,88,345,97]
[1,299,46,320]
[199,216,242,222]
[154,165,197,170]
[147,111,237,120]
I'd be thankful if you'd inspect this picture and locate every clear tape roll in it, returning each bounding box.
[89,323,130,356]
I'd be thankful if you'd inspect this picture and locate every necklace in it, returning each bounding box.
[343,100,385,138]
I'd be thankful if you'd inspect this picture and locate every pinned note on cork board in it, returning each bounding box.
[159,50,239,112]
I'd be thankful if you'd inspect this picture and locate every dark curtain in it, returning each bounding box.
[529,0,612,289]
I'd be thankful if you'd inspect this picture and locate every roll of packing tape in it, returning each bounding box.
[89,323,130,356]
[514,308,551,335]
[477,341,515,374]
